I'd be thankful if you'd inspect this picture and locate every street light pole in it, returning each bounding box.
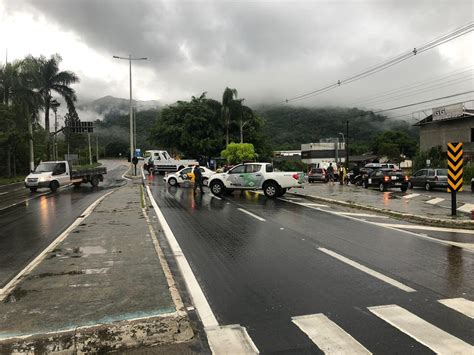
[113,54,147,163]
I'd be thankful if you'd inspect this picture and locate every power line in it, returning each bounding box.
[274,22,474,106]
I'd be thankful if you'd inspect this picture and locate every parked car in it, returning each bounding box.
[308,168,327,183]
[409,168,448,191]
[208,162,304,198]
[164,166,215,187]
[362,168,409,192]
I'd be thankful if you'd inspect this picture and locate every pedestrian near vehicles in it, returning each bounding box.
[327,163,335,185]
[193,164,204,194]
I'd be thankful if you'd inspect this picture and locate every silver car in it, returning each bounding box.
[409,168,448,191]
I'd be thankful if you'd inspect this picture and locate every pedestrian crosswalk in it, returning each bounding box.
[247,298,474,354]
[290,298,474,354]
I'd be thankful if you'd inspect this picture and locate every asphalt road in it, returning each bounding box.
[0,160,128,288]
[148,176,474,354]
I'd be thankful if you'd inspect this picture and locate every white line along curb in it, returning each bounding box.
[0,189,116,301]
[145,186,259,354]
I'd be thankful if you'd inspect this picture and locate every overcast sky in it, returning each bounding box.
[1,0,473,121]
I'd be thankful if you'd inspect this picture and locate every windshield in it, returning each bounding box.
[34,162,58,173]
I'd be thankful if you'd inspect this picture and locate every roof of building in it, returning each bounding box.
[414,109,474,126]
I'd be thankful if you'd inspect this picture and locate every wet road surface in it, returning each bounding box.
[147,174,474,354]
[0,160,128,288]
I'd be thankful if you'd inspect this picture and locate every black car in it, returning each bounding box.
[362,168,409,192]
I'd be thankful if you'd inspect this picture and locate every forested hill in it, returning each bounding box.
[257,106,418,151]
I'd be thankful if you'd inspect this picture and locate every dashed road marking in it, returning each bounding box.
[318,247,416,292]
[402,193,420,199]
[369,305,473,354]
[438,298,474,319]
[457,203,474,213]
[425,197,444,205]
[0,192,8,196]
[292,313,371,354]
[238,208,266,222]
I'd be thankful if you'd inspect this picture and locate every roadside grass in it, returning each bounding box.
[0,176,25,186]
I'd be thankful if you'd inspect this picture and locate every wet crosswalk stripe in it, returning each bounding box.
[292,314,371,354]
[368,304,473,354]
[318,247,416,292]
[402,193,420,199]
[438,298,474,319]
[458,203,474,213]
[426,197,444,205]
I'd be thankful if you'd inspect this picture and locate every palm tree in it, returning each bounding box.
[222,87,238,147]
[32,54,79,158]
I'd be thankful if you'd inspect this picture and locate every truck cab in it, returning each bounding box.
[25,161,71,192]
[144,150,198,174]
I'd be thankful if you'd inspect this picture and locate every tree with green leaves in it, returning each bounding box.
[221,143,256,164]
[222,87,238,147]
[32,54,79,158]
[371,130,418,162]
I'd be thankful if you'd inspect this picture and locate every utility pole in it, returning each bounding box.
[133,106,137,155]
[346,120,349,169]
[113,54,147,163]
[28,110,34,172]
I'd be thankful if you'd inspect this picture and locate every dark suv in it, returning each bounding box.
[409,168,448,191]
[308,168,327,183]
[362,168,409,192]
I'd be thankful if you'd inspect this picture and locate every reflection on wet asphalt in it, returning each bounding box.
[0,161,128,288]
[148,175,474,353]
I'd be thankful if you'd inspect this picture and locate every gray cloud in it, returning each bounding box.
[3,0,473,110]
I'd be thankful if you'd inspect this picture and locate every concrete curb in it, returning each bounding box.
[0,314,194,354]
[289,191,474,230]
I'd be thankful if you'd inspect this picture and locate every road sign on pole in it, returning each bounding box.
[447,142,463,216]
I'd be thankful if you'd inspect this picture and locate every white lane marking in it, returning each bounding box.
[426,197,444,205]
[318,247,416,292]
[458,203,474,213]
[332,212,388,219]
[206,325,259,354]
[373,223,474,235]
[141,166,146,180]
[121,169,132,181]
[0,190,115,301]
[146,186,218,327]
[292,314,371,354]
[282,198,474,251]
[299,202,328,207]
[0,191,51,211]
[369,305,473,353]
[438,298,474,319]
[238,208,266,222]
[0,192,8,196]
[402,193,420,199]
[145,186,258,353]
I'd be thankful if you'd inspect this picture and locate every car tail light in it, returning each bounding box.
[384,176,390,182]
[293,173,299,180]
[404,176,409,181]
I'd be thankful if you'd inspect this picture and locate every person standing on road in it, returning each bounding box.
[193,164,204,194]
[327,163,335,185]
[338,164,347,185]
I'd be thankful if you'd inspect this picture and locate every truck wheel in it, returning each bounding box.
[91,176,99,187]
[277,188,287,197]
[30,187,37,193]
[379,183,386,192]
[50,180,59,192]
[210,180,224,196]
[168,177,178,186]
[263,182,279,198]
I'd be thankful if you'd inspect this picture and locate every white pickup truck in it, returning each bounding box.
[24,161,107,192]
[144,150,198,175]
[208,162,304,198]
